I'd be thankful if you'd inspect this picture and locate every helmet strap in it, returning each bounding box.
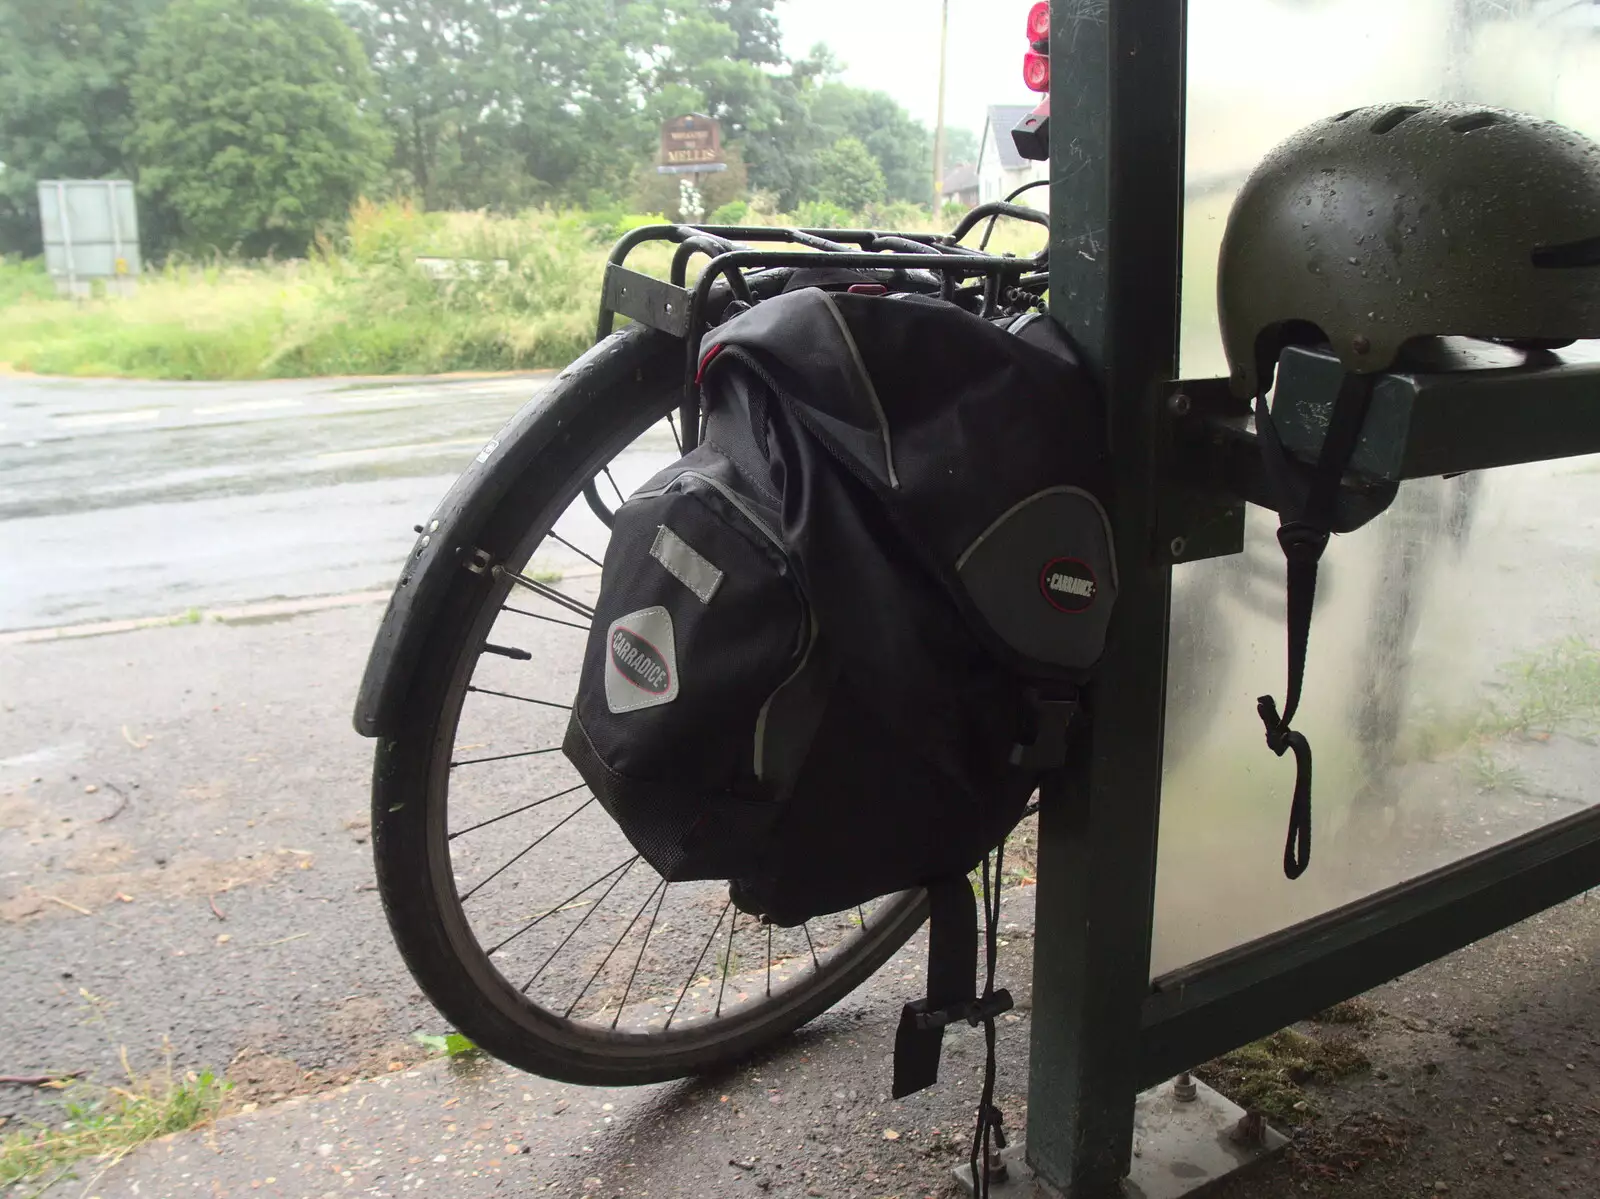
[1253,371,1380,879]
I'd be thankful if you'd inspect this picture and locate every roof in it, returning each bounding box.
[981,105,1038,172]
[943,162,979,194]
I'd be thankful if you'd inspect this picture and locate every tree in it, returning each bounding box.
[810,84,933,205]
[133,0,390,256]
[943,126,979,169]
[0,0,161,254]
[813,137,885,211]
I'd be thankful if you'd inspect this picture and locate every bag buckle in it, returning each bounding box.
[1009,695,1080,769]
[911,989,1015,1032]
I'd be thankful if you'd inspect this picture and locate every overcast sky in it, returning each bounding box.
[776,0,1040,139]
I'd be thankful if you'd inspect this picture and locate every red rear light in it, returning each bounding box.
[1027,2,1050,44]
[1023,50,1050,93]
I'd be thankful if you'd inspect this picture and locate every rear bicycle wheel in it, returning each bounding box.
[372,326,929,1086]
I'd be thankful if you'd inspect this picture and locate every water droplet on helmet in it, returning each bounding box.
[1347,256,1358,265]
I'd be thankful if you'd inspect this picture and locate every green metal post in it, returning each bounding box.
[1025,0,1188,1191]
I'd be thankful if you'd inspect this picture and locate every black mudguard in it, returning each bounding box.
[352,325,682,738]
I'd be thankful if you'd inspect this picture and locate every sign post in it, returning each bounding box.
[658,114,728,221]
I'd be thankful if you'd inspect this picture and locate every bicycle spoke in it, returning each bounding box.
[449,781,586,839]
[485,856,638,957]
[504,604,589,632]
[766,923,773,998]
[499,569,596,621]
[547,531,603,571]
[666,899,732,1029]
[603,465,627,507]
[521,856,641,993]
[482,642,532,661]
[564,876,669,1019]
[612,882,671,1030]
[802,922,820,971]
[715,909,740,1017]
[858,905,867,931]
[666,411,683,455]
[451,745,564,769]
[460,796,595,902]
[465,685,572,712]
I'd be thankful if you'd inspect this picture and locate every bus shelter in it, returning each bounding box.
[1016,0,1600,1193]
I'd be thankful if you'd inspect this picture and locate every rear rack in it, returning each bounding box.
[595,202,1052,451]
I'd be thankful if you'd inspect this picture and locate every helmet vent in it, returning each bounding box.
[1448,111,1503,133]
[1532,235,1600,269]
[1370,105,1426,134]
[1333,109,1358,122]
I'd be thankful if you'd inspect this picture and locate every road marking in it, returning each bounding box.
[315,437,486,466]
[192,397,306,416]
[54,408,164,429]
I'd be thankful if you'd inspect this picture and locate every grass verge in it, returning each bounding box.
[0,197,1048,382]
[0,1056,230,1194]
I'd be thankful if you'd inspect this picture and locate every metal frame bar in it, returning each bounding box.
[1025,0,1188,1189]
[1139,803,1600,1088]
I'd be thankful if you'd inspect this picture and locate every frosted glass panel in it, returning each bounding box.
[1154,0,1600,976]
[1154,457,1600,976]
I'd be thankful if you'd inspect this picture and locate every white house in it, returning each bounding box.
[977,104,1049,209]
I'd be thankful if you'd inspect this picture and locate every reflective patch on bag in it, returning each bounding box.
[650,523,724,604]
[605,606,680,713]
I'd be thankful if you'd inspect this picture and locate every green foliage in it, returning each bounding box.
[0,203,626,379]
[414,1031,481,1058]
[813,137,886,211]
[794,200,855,230]
[1197,1028,1369,1125]
[0,0,162,254]
[866,200,934,233]
[0,1067,229,1189]
[342,0,662,211]
[710,199,749,224]
[132,0,390,258]
[0,256,53,307]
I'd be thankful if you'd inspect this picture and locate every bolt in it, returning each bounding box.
[985,1149,1010,1184]
[1230,1111,1268,1148]
[1168,392,1192,417]
[1173,1072,1197,1102]
[1169,536,1187,559]
[1353,334,1372,354]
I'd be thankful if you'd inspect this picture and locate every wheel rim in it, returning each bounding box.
[408,383,926,1061]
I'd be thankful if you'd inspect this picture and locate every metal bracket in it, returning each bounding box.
[1159,378,1249,564]
[1271,338,1600,481]
[602,265,692,338]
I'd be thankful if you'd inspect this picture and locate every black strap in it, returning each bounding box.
[968,841,1008,1199]
[1254,373,1379,880]
[892,876,976,1099]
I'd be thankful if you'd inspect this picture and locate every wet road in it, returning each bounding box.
[0,372,555,631]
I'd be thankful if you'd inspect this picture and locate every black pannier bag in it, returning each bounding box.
[563,284,1115,928]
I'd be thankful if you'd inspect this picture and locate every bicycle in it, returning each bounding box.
[352,201,1474,1085]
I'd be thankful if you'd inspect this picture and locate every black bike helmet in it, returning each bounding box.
[1219,101,1600,399]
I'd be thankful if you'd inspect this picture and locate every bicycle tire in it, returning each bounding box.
[371,324,929,1086]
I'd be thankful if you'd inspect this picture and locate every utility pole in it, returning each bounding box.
[933,0,949,210]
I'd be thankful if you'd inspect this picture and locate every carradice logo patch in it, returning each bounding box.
[611,626,671,694]
[604,606,680,714]
[1040,556,1098,613]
